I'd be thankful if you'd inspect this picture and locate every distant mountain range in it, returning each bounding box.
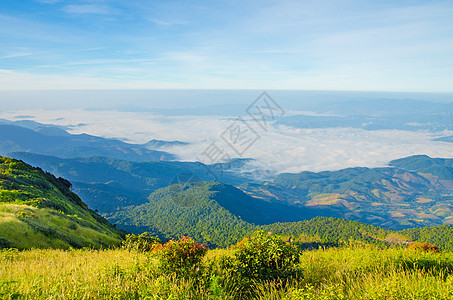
[3,156,453,251]
[142,139,189,148]
[244,155,453,229]
[0,119,180,161]
[278,99,453,131]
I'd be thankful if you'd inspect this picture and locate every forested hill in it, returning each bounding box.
[390,155,453,181]
[109,180,453,250]
[0,156,124,249]
[246,155,453,229]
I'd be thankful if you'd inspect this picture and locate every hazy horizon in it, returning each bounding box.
[0,89,452,111]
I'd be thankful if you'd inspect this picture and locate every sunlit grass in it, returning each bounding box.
[1,246,453,299]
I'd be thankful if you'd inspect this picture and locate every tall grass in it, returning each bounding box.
[0,248,210,299]
[1,245,453,299]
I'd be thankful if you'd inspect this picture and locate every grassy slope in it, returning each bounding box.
[0,156,124,249]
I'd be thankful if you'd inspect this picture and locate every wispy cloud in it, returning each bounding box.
[38,58,156,68]
[150,18,188,27]
[0,52,32,59]
[73,47,104,53]
[62,4,120,15]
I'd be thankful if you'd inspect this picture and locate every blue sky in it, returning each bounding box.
[0,0,452,91]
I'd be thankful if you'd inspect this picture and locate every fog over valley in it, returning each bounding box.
[1,93,452,174]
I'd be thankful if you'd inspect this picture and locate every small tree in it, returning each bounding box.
[121,232,161,252]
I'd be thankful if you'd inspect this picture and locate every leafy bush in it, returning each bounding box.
[154,236,208,278]
[232,231,302,281]
[121,232,161,252]
[210,231,302,298]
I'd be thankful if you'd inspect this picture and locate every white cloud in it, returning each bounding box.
[2,109,452,175]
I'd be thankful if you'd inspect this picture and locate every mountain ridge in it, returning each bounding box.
[0,122,176,162]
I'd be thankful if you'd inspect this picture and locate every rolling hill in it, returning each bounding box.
[245,157,453,229]
[7,152,249,213]
[108,180,453,250]
[0,156,124,249]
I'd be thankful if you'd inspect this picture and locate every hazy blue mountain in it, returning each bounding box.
[143,139,189,149]
[0,118,68,131]
[277,113,453,131]
[306,99,453,116]
[0,124,175,161]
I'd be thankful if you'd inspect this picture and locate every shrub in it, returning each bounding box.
[154,236,208,278]
[121,232,161,252]
[407,242,440,253]
[232,231,302,281]
[211,231,302,298]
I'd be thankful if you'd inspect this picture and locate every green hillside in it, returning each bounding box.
[390,155,453,180]
[109,181,255,247]
[8,152,247,213]
[109,180,453,250]
[1,155,452,252]
[0,156,124,249]
[400,224,453,252]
